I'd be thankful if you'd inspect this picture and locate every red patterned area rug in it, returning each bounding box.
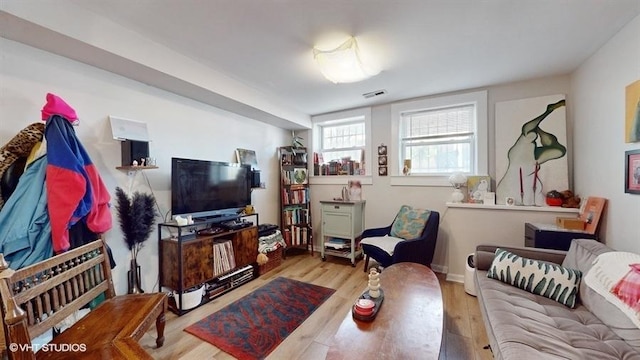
[184,277,336,360]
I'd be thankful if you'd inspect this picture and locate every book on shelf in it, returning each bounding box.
[283,225,309,246]
[325,238,349,249]
[325,247,351,254]
[281,187,309,205]
[282,207,310,226]
[212,240,236,277]
[281,168,309,185]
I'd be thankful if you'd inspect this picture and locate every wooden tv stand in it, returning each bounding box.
[158,215,258,315]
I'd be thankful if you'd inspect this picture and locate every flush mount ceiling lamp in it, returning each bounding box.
[313,37,379,84]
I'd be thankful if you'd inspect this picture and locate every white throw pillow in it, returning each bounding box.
[584,251,640,329]
[360,235,404,256]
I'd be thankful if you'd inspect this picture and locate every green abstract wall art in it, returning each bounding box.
[495,95,568,206]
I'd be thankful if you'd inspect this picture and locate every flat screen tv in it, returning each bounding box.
[171,157,252,219]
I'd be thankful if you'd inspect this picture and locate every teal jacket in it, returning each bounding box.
[0,155,53,269]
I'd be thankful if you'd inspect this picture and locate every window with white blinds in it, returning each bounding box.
[400,105,475,174]
[391,90,487,181]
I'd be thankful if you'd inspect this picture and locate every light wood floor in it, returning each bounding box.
[141,253,493,360]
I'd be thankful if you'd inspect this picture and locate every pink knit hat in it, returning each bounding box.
[41,93,79,124]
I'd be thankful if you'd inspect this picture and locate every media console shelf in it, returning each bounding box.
[115,165,159,171]
[158,214,259,315]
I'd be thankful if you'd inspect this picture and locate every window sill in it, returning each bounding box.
[446,202,580,213]
[390,175,450,187]
[309,175,373,185]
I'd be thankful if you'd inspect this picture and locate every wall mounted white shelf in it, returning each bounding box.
[445,202,579,213]
[116,166,159,171]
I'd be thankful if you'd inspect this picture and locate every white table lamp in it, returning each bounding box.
[449,173,467,203]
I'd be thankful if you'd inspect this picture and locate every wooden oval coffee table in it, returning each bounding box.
[326,262,443,359]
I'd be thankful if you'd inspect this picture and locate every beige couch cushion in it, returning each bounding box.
[562,238,610,272]
[476,269,640,360]
[565,239,640,352]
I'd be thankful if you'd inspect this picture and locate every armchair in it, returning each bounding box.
[360,208,439,272]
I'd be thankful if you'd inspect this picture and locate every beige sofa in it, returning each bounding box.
[475,239,640,360]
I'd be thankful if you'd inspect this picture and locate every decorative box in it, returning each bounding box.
[258,247,283,275]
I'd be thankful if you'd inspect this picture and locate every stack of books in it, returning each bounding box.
[325,238,350,250]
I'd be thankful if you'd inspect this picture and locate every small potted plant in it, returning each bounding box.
[114,187,157,294]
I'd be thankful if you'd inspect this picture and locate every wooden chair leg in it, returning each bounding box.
[155,312,166,348]
[364,255,370,273]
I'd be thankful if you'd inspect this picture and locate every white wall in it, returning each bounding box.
[3,14,637,287]
[0,1,311,129]
[310,75,572,275]
[0,39,290,295]
[442,206,579,280]
[571,14,640,252]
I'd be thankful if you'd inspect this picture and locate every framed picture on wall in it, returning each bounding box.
[236,148,258,169]
[625,79,640,143]
[625,149,640,194]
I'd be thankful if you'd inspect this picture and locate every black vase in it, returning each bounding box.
[127,258,144,294]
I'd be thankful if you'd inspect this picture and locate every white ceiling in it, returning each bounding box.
[6,1,640,123]
[70,0,640,116]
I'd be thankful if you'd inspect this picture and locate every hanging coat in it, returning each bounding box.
[0,122,45,210]
[45,115,112,253]
[0,156,53,269]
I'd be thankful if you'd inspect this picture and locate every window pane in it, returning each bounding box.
[404,140,471,174]
[321,122,365,150]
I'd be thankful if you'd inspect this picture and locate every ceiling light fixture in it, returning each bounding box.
[313,37,379,84]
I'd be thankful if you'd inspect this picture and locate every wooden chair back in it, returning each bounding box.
[0,239,115,350]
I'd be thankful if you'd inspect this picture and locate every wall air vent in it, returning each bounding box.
[362,89,387,99]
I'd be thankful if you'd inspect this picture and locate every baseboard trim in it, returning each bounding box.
[431,263,447,274]
[446,273,464,283]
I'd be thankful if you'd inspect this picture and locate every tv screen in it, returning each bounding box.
[171,158,251,219]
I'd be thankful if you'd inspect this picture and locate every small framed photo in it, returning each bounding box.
[625,149,640,194]
[483,192,496,205]
[377,144,387,156]
[377,155,387,166]
[378,166,388,176]
[236,148,258,169]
